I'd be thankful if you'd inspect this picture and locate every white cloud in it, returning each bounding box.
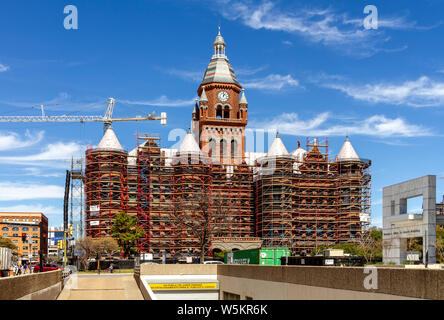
[0,64,9,72]
[343,16,423,30]
[325,76,444,107]
[217,1,429,57]
[0,92,106,112]
[0,141,85,168]
[119,95,195,107]
[0,204,62,215]
[0,182,64,201]
[165,68,203,82]
[282,40,293,46]
[249,112,432,138]
[22,167,63,177]
[243,74,299,90]
[0,130,44,151]
[236,65,268,76]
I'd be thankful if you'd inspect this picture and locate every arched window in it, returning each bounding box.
[22,227,29,231]
[220,139,227,159]
[12,227,19,231]
[208,138,216,157]
[237,111,240,119]
[216,105,223,118]
[231,139,237,158]
[223,106,230,118]
[1,227,8,231]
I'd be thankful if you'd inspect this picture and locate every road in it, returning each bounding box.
[57,273,143,300]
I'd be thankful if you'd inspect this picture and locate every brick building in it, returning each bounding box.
[84,30,371,258]
[0,212,48,263]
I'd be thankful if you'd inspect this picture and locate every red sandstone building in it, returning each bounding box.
[84,30,371,258]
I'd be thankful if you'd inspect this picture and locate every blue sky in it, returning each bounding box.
[0,0,443,228]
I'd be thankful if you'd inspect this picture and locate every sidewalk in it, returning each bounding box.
[57,273,143,300]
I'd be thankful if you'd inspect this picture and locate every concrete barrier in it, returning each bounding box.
[0,270,62,300]
[136,264,443,300]
[217,265,443,300]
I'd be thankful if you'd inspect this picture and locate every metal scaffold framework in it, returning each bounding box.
[85,129,371,258]
[134,134,258,258]
[137,134,175,256]
[254,138,371,255]
[69,158,84,239]
[84,147,128,237]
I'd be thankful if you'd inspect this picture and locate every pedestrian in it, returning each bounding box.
[109,263,114,274]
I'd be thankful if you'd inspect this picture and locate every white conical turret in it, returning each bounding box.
[291,141,307,162]
[267,132,288,157]
[128,147,138,166]
[239,88,248,105]
[96,127,124,152]
[335,136,360,161]
[177,130,203,156]
[200,86,208,103]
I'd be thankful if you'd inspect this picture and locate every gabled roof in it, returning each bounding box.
[177,130,203,155]
[267,133,288,157]
[335,137,360,161]
[96,127,124,152]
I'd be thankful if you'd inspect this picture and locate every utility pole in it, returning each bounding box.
[39,221,44,272]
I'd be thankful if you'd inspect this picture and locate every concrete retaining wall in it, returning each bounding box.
[0,270,62,300]
[217,265,443,300]
[136,264,443,300]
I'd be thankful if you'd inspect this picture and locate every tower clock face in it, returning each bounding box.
[217,90,230,102]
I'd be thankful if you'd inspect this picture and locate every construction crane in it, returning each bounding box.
[0,97,167,132]
[0,97,167,242]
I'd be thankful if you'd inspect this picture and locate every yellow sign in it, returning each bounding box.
[149,283,218,290]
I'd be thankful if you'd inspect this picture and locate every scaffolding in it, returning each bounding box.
[134,136,257,258]
[69,158,84,239]
[84,147,128,237]
[292,138,337,254]
[137,135,178,256]
[211,162,255,240]
[253,138,372,255]
[83,131,371,258]
[255,155,294,248]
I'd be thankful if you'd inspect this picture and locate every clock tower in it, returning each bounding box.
[192,27,248,165]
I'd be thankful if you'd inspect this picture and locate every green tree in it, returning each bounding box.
[110,211,146,257]
[75,236,96,271]
[0,235,18,251]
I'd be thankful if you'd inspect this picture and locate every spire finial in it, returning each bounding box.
[218,24,221,35]
[187,128,191,134]
[276,131,280,138]
[298,140,301,148]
